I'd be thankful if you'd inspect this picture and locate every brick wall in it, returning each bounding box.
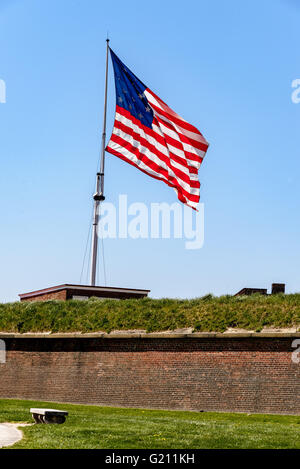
[0,334,299,414]
[20,290,67,302]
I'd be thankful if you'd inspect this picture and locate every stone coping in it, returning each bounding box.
[0,331,299,339]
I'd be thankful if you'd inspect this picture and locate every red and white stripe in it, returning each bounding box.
[106,88,209,209]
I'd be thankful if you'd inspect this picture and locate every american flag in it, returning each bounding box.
[106,49,209,209]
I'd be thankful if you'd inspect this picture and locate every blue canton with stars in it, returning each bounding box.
[110,48,154,129]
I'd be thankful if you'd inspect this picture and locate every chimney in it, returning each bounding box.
[271,283,285,295]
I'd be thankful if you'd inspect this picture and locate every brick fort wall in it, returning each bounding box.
[0,334,299,414]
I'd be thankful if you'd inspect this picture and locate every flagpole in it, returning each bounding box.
[90,38,110,286]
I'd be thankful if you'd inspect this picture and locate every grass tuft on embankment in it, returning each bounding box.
[0,293,299,333]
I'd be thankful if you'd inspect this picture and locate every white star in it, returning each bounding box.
[118,96,123,103]
[145,106,151,112]
[129,104,132,109]
[138,93,144,99]
[138,113,143,119]
[122,89,127,94]
[132,97,136,102]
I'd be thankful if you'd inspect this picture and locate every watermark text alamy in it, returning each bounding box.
[97,195,204,250]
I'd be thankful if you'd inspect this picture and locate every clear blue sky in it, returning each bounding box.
[0,0,300,302]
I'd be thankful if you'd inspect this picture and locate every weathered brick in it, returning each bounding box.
[0,336,299,414]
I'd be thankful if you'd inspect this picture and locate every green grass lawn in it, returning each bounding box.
[0,293,299,333]
[0,399,299,449]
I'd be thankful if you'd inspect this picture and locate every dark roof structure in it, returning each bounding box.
[19,284,150,302]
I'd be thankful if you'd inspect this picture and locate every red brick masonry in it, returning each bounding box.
[0,333,299,414]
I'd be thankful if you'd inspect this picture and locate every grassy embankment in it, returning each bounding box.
[0,294,299,333]
[0,399,299,449]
